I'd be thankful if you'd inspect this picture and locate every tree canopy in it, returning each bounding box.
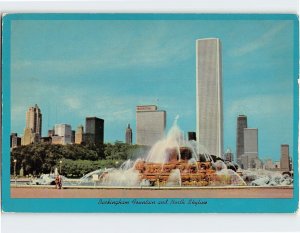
[10,142,149,177]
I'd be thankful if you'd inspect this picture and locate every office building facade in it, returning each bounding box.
[71,130,75,144]
[22,128,34,145]
[75,125,84,144]
[10,133,21,148]
[280,144,291,172]
[22,104,42,145]
[136,105,166,146]
[196,38,223,157]
[25,104,42,137]
[54,124,72,145]
[244,128,258,157]
[85,117,104,144]
[236,115,248,164]
[241,128,259,169]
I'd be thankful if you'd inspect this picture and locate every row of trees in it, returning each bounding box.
[10,142,149,178]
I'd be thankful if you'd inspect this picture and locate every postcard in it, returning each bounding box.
[2,13,298,213]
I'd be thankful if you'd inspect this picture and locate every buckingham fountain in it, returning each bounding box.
[77,120,247,187]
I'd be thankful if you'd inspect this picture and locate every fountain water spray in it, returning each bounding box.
[78,118,248,187]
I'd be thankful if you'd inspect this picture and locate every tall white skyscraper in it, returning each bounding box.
[196,38,223,157]
[136,105,166,146]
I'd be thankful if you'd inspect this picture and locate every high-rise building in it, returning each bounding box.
[10,133,21,148]
[25,104,42,137]
[188,132,196,141]
[85,117,104,144]
[244,128,258,157]
[71,130,75,144]
[125,124,133,145]
[236,115,248,164]
[196,38,223,157]
[75,125,84,144]
[136,105,166,146]
[280,144,291,172]
[22,128,34,145]
[241,128,258,169]
[22,104,42,145]
[54,124,72,145]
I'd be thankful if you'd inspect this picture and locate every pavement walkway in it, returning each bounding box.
[11,186,293,198]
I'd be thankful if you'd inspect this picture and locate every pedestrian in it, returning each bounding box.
[55,175,59,189]
[57,175,62,189]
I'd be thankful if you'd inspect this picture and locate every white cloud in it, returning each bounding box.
[11,22,193,76]
[227,94,293,118]
[12,40,191,75]
[230,22,289,57]
[63,97,82,110]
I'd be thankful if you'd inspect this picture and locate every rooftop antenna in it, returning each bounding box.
[156,98,159,109]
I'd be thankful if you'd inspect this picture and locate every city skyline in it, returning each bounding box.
[10,19,295,161]
[13,103,292,163]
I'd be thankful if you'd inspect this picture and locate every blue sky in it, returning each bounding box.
[10,17,295,161]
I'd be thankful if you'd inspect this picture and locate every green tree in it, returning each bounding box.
[10,142,145,177]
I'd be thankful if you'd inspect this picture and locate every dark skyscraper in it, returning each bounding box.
[85,117,104,144]
[71,130,75,144]
[125,124,132,145]
[236,115,247,165]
